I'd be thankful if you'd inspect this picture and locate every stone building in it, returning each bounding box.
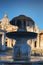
[0,14,43,55]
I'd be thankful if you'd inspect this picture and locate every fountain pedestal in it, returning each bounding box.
[13,38,31,61]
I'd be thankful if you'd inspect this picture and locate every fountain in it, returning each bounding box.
[6,15,37,61]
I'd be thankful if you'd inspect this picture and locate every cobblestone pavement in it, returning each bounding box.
[0,55,43,62]
[0,55,43,65]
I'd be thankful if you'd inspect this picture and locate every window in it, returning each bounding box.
[11,40,13,47]
[12,43,13,47]
[34,41,37,47]
[5,42,7,46]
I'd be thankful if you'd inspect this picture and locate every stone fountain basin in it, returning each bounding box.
[6,31,37,39]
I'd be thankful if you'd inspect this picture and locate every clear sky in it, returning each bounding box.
[0,0,43,30]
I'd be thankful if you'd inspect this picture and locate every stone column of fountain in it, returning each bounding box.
[6,15,37,61]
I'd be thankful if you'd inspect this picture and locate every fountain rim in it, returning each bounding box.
[6,31,37,39]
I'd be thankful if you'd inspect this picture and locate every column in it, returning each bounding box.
[31,39,34,50]
[7,38,10,47]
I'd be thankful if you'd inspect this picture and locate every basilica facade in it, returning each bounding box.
[0,14,43,55]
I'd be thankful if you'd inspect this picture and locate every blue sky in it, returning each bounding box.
[0,0,43,30]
